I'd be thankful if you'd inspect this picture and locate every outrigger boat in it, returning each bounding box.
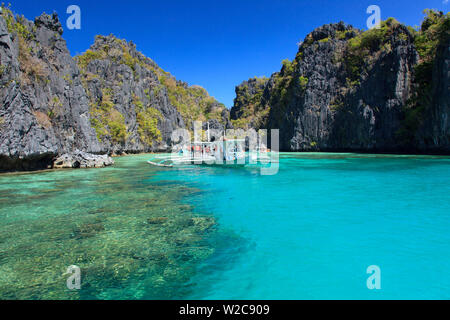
[147,139,273,168]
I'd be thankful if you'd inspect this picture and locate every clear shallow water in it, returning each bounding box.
[0,155,216,300]
[0,153,450,299]
[156,153,450,300]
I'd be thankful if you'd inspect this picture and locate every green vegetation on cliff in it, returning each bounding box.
[397,10,449,144]
[231,76,269,129]
[76,34,227,144]
[230,9,449,149]
[1,5,47,84]
[265,53,312,129]
[133,95,163,145]
[343,17,405,85]
[231,51,310,130]
[158,74,227,128]
[2,5,34,41]
[89,89,128,143]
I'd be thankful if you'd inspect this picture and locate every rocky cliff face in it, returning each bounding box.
[77,34,231,154]
[232,12,449,153]
[0,7,448,172]
[230,77,269,128]
[76,34,185,154]
[326,22,418,152]
[0,11,103,171]
[0,7,229,171]
[415,20,450,152]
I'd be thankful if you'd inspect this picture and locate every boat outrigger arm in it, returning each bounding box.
[147,157,177,167]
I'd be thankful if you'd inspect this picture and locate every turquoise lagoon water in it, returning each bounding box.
[0,153,450,299]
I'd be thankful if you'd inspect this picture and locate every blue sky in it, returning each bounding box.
[8,0,449,107]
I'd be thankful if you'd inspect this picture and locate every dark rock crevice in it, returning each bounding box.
[0,153,55,172]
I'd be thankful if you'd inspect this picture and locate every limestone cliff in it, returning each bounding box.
[0,11,102,170]
[1,7,448,172]
[231,12,449,153]
[0,7,229,171]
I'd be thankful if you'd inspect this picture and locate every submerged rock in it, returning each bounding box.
[0,166,219,300]
[72,221,105,239]
[147,217,169,225]
[53,150,114,169]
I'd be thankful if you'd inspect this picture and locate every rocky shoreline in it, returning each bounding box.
[53,150,114,169]
[0,151,114,172]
